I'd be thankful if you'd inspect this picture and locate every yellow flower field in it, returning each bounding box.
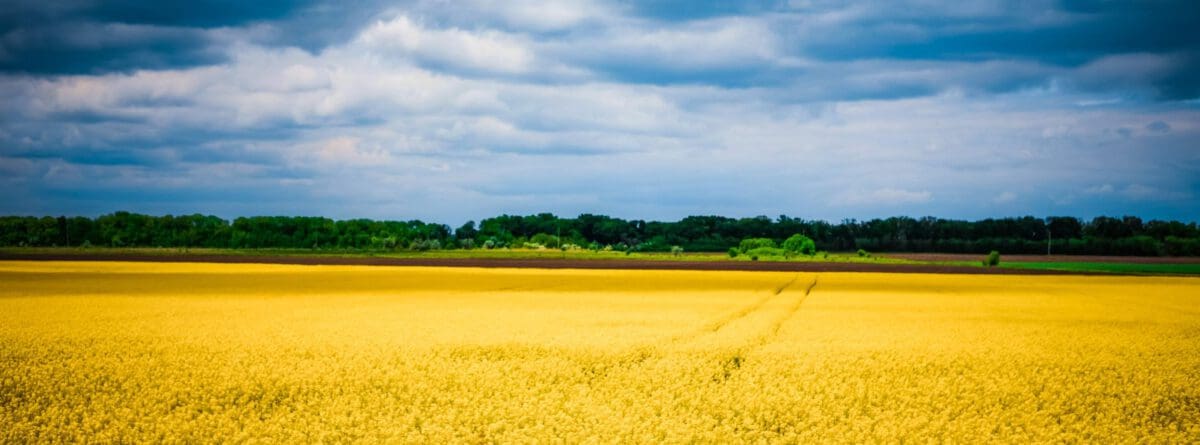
[1,261,1198,443]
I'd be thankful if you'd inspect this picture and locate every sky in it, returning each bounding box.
[1,0,1198,224]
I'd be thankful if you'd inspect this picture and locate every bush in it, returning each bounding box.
[727,247,739,258]
[670,246,684,257]
[750,255,759,261]
[409,239,441,251]
[857,249,870,258]
[1165,236,1200,256]
[746,247,784,258]
[530,233,560,248]
[738,238,776,253]
[782,234,816,256]
[984,250,1001,267]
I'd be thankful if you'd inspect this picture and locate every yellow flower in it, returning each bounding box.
[0,261,1197,442]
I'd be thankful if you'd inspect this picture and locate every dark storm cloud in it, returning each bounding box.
[578,0,1200,99]
[798,2,1199,63]
[2,0,1199,222]
[248,0,394,52]
[779,0,1200,100]
[0,0,306,30]
[0,0,382,74]
[1145,121,1171,133]
[82,1,308,28]
[0,22,224,74]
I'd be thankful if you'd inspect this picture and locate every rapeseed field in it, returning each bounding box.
[1,261,1197,442]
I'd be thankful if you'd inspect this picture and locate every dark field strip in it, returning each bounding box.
[886,253,1200,264]
[0,252,1115,275]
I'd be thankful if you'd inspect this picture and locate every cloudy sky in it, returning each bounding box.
[1,0,1197,224]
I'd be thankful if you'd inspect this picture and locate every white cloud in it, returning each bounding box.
[556,16,782,71]
[305,137,391,167]
[357,15,537,75]
[3,2,1200,222]
[1081,183,1189,202]
[833,188,932,206]
[1119,184,1189,201]
[1120,184,1157,200]
[993,191,1017,203]
[466,0,610,31]
[406,0,613,32]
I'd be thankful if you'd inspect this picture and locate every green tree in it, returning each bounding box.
[738,238,776,253]
[984,250,1001,267]
[530,233,560,248]
[782,234,816,256]
[455,221,478,243]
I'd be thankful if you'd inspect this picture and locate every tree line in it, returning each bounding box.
[1,212,1198,256]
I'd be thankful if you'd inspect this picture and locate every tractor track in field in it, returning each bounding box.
[0,253,1115,275]
[654,273,820,384]
[710,274,818,383]
[767,276,817,338]
[588,273,814,383]
[681,272,807,341]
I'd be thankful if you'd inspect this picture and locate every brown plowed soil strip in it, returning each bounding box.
[0,253,1111,275]
[883,253,1200,264]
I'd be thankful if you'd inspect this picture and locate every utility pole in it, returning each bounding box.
[1047,228,1052,256]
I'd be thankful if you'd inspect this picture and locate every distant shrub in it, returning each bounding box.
[984,250,1001,267]
[530,233,560,248]
[636,241,664,252]
[728,247,739,258]
[747,247,784,258]
[409,239,441,251]
[750,255,759,261]
[820,251,829,259]
[670,246,684,257]
[782,234,816,256]
[1165,236,1200,256]
[739,238,776,253]
[857,249,870,258]
[483,239,496,249]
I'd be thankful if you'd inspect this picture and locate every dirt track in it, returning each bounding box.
[0,252,1111,275]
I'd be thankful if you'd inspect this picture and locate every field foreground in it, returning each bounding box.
[1,262,1198,442]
